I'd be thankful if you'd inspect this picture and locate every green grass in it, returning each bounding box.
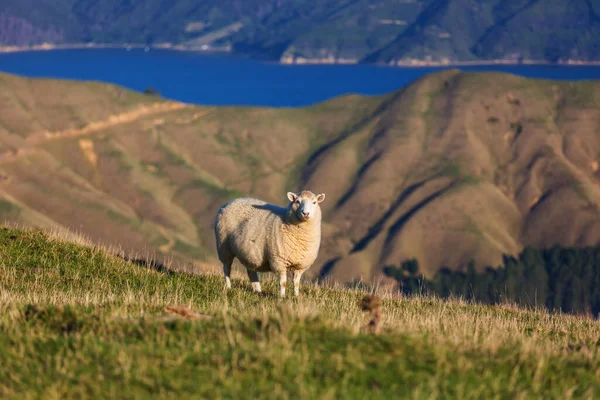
[1,227,600,399]
[172,238,211,262]
[105,207,137,226]
[100,148,133,174]
[182,178,243,200]
[0,200,20,219]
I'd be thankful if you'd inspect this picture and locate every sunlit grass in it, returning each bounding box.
[0,226,599,399]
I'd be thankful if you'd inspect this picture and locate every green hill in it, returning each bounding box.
[2,0,600,64]
[3,71,600,285]
[1,226,599,398]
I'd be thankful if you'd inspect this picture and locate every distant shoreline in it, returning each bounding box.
[387,59,600,68]
[0,42,231,55]
[280,56,600,68]
[2,43,600,68]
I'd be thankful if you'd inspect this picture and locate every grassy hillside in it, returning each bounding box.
[0,71,383,277]
[1,226,599,398]
[2,0,600,64]
[2,71,600,284]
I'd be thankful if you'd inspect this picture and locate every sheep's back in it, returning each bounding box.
[215,197,285,255]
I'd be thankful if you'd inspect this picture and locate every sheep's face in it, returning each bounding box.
[287,190,326,222]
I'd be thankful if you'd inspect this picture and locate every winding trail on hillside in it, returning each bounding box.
[27,101,190,144]
[0,101,211,165]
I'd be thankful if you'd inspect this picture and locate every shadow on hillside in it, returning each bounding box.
[251,290,280,299]
[119,255,175,276]
[229,282,280,299]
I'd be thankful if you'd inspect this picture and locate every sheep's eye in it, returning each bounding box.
[295,200,300,204]
[313,201,316,205]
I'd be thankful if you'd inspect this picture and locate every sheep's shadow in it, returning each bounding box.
[232,283,280,299]
[252,290,280,300]
[119,255,175,276]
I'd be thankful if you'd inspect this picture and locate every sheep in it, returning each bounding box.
[213,190,326,297]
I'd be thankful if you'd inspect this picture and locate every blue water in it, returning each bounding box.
[1,49,600,107]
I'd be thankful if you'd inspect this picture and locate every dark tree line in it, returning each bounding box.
[383,245,600,317]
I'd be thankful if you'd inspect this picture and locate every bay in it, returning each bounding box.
[1,49,600,107]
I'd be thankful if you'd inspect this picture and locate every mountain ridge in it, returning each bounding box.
[2,0,600,65]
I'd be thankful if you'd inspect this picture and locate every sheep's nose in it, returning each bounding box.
[302,211,309,218]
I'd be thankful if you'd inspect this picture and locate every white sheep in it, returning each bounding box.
[213,190,326,297]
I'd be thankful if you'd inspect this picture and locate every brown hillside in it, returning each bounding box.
[1,71,600,283]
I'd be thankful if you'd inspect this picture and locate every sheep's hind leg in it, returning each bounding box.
[247,269,261,293]
[223,263,232,289]
[221,257,233,289]
[293,270,304,297]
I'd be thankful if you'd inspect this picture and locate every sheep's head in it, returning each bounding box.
[287,190,326,222]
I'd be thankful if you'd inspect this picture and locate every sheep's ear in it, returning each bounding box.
[316,193,326,203]
[287,192,298,202]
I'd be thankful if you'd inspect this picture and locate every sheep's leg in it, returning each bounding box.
[278,271,287,298]
[222,260,232,289]
[217,244,234,290]
[247,270,261,293]
[293,270,304,297]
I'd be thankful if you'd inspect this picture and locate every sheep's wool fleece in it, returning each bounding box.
[214,196,322,273]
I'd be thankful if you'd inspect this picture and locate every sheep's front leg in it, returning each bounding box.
[247,269,261,293]
[293,270,304,297]
[278,271,287,298]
